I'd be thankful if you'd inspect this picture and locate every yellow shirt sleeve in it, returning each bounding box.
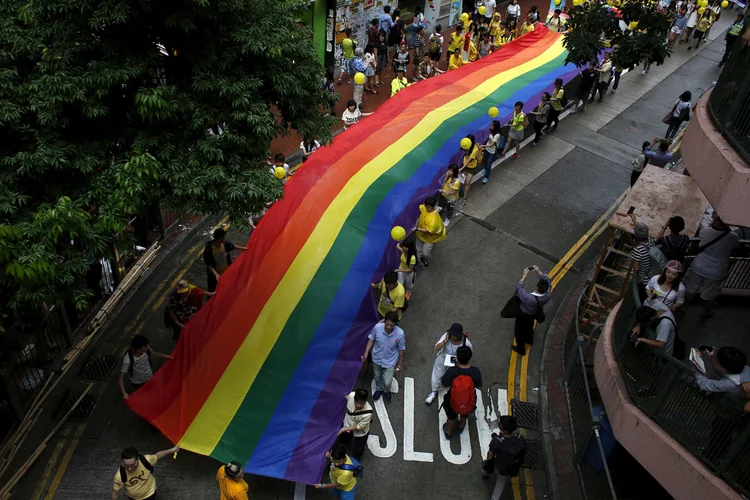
[392,285,405,309]
[113,470,124,491]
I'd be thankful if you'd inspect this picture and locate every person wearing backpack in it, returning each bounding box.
[428,25,444,64]
[481,416,526,500]
[683,214,740,317]
[511,265,551,356]
[655,215,690,263]
[112,445,179,500]
[315,445,361,499]
[118,335,172,400]
[441,346,482,439]
[631,303,677,357]
[630,221,667,302]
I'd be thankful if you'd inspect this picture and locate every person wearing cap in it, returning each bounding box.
[204,228,247,292]
[425,323,473,404]
[646,260,685,311]
[164,281,214,341]
[361,310,405,402]
[216,461,249,500]
[391,64,409,97]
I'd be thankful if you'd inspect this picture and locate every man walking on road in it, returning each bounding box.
[371,270,406,320]
[361,311,405,402]
[204,228,246,292]
[512,265,551,356]
[119,335,172,400]
[441,345,482,438]
[217,461,249,500]
[481,416,527,500]
[112,445,179,500]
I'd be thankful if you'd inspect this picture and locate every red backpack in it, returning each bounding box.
[450,373,476,415]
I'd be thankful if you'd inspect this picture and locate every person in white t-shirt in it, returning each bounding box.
[484,0,496,21]
[507,0,521,24]
[425,323,473,405]
[341,100,372,130]
[646,260,686,310]
[119,335,172,400]
[478,120,501,184]
[300,140,321,162]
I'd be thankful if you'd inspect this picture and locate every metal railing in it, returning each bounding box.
[612,289,750,497]
[708,35,750,165]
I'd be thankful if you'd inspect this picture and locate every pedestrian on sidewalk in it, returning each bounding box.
[367,18,380,46]
[669,8,689,47]
[112,445,179,500]
[448,50,466,71]
[683,214,740,317]
[655,215,690,263]
[629,141,651,187]
[379,5,397,35]
[371,272,406,321]
[391,64,409,97]
[530,93,550,146]
[631,302,677,356]
[392,41,411,74]
[425,323,473,405]
[269,153,292,184]
[119,335,172,400]
[300,139,322,163]
[646,260,686,311]
[315,446,360,499]
[478,121,502,184]
[415,196,446,267]
[217,461,249,500]
[720,13,744,66]
[415,53,444,80]
[500,101,528,160]
[449,25,465,54]
[350,48,367,107]
[412,26,426,81]
[481,416,527,500]
[643,138,673,167]
[204,228,247,292]
[664,91,692,140]
[164,280,214,341]
[364,45,378,94]
[441,345,482,438]
[511,265,551,355]
[375,30,389,86]
[688,9,712,50]
[428,25,444,65]
[337,29,357,85]
[545,78,565,131]
[610,60,622,94]
[438,165,461,225]
[459,134,481,199]
[572,66,596,112]
[342,100,372,130]
[590,52,613,103]
[396,236,417,294]
[546,9,563,32]
[681,4,698,44]
[630,221,661,301]
[337,389,374,461]
[361,311,405,402]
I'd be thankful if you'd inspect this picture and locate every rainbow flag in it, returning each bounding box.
[129,26,577,484]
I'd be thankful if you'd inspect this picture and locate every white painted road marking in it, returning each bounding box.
[368,379,399,458]
[403,377,434,462]
[436,387,472,464]
[294,482,306,499]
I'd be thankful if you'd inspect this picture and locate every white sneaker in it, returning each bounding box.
[444,219,450,227]
[641,69,647,75]
[425,392,437,405]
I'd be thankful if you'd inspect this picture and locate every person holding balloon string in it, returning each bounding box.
[688,7,713,50]
[395,234,418,295]
[477,118,502,185]
[458,135,481,200]
[437,164,461,226]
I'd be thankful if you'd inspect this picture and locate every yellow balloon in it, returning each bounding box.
[488,106,499,118]
[274,166,286,179]
[699,0,708,5]
[698,6,706,14]
[354,72,365,85]
[460,137,471,150]
[391,226,406,241]
[479,5,486,14]
[554,0,561,5]
[461,12,469,22]
[629,21,639,30]
[721,0,728,6]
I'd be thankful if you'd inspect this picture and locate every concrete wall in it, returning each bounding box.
[594,301,742,500]
[681,89,750,227]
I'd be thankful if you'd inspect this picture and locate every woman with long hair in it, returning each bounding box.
[396,235,418,295]
[646,260,686,311]
[458,135,480,200]
[665,91,691,140]
[478,121,502,184]
[438,164,461,225]
[501,101,528,159]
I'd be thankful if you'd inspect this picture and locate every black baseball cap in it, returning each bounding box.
[448,323,464,338]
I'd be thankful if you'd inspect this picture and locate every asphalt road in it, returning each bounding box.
[14,21,730,500]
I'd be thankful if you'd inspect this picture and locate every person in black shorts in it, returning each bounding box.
[572,65,596,113]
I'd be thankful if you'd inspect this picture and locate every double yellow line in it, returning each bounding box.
[507,189,627,499]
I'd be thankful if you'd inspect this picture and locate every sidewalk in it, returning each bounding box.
[538,19,730,500]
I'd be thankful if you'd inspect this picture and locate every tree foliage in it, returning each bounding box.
[0,0,338,332]
[563,1,671,70]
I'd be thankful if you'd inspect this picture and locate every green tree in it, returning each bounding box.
[563,2,671,70]
[0,0,338,332]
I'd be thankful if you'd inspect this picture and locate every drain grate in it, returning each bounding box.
[522,439,543,470]
[510,399,539,430]
[81,354,119,381]
[54,392,98,421]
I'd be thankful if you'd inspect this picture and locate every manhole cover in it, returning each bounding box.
[81,354,119,381]
[510,399,538,430]
[522,439,543,470]
[54,392,97,421]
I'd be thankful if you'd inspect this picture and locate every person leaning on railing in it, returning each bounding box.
[693,346,750,394]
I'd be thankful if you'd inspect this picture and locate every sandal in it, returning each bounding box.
[442,422,452,440]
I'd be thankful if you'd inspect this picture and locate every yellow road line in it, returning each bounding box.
[31,428,70,499]
[551,221,609,290]
[520,345,536,500]
[43,422,86,500]
[548,189,627,279]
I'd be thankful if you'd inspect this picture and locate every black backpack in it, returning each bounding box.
[661,234,690,263]
[493,434,527,477]
[119,455,153,484]
[534,296,546,324]
[127,349,152,378]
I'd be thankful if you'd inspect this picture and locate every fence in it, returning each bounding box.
[684,239,750,294]
[708,31,750,165]
[612,287,750,498]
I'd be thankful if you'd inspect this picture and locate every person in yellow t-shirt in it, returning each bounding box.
[391,65,409,97]
[500,100,528,160]
[216,462,249,500]
[438,164,461,225]
[415,196,446,267]
[490,13,502,39]
[396,238,417,294]
[448,50,465,71]
[371,270,406,319]
[521,15,535,36]
[448,26,465,53]
[112,445,179,500]
[315,447,359,499]
[459,135,480,200]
